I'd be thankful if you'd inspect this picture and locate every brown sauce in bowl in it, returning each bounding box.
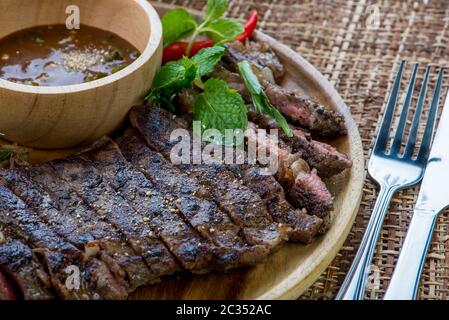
[0,25,140,86]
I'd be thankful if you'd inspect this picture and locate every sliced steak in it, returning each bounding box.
[0,168,152,292]
[223,41,285,82]
[130,105,289,251]
[247,108,352,177]
[46,157,182,278]
[0,184,127,300]
[174,79,351,178]
[49,151,221,275]
[263,82,347,137]
[82,142,246,272]
[0,228,54,300]
[0,268,16,300]
[227,165,323,243]
[245,122,333,218]
[116,129,270,268]
[209,61,346,138]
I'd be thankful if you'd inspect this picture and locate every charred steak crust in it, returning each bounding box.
[0,168,153,292]
[46,157,182,279]
[117,129,270,267]
[130,105,290,252]
[227,165,323,244]
[76,143,223,274]
[0,184,127,300]
[0,233,54,300]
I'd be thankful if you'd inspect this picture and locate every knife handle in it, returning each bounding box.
[384,209,439,300]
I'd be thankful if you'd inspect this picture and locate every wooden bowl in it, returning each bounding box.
[0,0,162,149]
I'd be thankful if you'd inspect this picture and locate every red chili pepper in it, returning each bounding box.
[236,10,259,43]
[163,40,213,63]
[162,11,259,63]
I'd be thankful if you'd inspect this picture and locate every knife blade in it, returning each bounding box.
[384,88,449,300]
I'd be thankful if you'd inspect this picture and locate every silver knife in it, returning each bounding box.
[384,89,449,300]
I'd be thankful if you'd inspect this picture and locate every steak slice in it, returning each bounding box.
[116,129,270,268]
[171,109,332,220]
[130,105,289,251]
[0,168,151,292]
[0,184,127,300]
[246,108,352,177]
[245,122,333,218]
[47,157,182,278]
[223,41,285,82]
[263,82,347,137]
[167,110,327,235]
[81,141,241,273]
[227,165,323,243]
[0,228,54,300]
[0,268,16,300]
[208,63,346,138]
[49,153,221,275]
[175,83,351,178]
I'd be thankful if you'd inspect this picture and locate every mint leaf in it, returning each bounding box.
[162,9,198,46]
[0,149,11,162]
[204,0,228,23]
[202,18,244,44]
[194,78,247,143]
[238,61,293,137]
[146,46,225,110]
[146,57,197,110]
[191,46,226,79]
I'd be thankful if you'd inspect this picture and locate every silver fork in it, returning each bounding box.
[336,61,444,300]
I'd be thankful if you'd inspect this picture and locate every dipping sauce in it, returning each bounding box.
[0,25,140,86]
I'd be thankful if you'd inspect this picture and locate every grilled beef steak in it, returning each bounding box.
[47,157,183,278]
[224,41,285,82]
[130,105,290,251]
[0,184,127,300]
[0,168,154,292]
[0,267,17,300]
[263,82,347,137]
[175,83,351,177]
[0,232,54,300]
[0,32,352,300]
[227,165,323,243]
[209,60,347,138]
[117,129,271,266]
[79,143,235,273]
[129,105,330,240]
[246,108,352,177]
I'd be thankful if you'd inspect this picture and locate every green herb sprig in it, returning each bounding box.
[238,61,293,137]
[162,0,243,53]
[146,46,225,109]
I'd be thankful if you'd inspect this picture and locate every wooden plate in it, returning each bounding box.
[5,2,364,300]
[128,3,365,300]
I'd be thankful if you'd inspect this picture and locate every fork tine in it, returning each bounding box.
[390,63,419,154]
[416,68,444,162]
[373,61,405,153]
[403,65,431,158]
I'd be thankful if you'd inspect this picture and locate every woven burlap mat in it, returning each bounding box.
[157,0,449,300]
